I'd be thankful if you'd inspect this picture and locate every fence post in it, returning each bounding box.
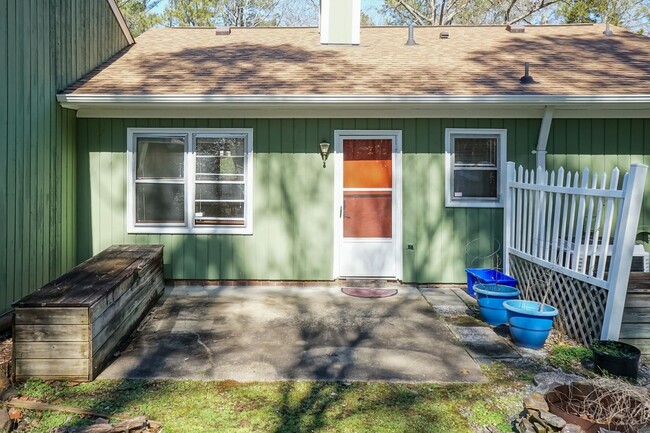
[503,162,516,275]
[601,163,648,340]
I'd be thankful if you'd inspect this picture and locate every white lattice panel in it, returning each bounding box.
[509,255,608,345]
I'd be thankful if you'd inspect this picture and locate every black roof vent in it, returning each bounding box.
[506,24,525,33]
[520,62,536,85]
[215,26,231,35]
[439,31,450,39]
[406,24,417,45]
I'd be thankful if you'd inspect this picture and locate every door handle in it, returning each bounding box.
[341,201,351,219]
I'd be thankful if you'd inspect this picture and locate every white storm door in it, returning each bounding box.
[335,132,401,278]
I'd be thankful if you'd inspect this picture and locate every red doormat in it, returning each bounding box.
[341,288,398,298]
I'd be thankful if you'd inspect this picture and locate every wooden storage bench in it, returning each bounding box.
[13,245,164,381]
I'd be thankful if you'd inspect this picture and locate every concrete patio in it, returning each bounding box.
[99,284,491,383]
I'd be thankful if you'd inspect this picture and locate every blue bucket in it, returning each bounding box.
[474,284,520,326]
[503,300,559,349]
[466,268,517,297]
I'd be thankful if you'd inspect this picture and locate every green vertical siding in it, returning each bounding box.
[75,117,650,283]
[76,117,543,283]
[546,118,650,251]
[77,118,337,281]
[0,0,128,314]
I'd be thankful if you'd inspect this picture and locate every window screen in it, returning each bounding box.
[446,130,504,207]
[135,136,186,224]
[194,137,247,226]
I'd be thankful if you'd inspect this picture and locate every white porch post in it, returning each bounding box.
[601,163,648,340]
[503,162,516,275]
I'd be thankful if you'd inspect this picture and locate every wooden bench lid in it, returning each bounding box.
[14,245,163,308]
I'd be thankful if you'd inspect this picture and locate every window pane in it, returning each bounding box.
[195,183,244,201]
[136,137,185,179]
[454,137,497,166]
[196,157,245,181]
[196,137,246,181]
[197,137,245,157]
[194,136,248,227]
[343,139,392,188]
[195,202,245,226]
[454,170,498,199]
[343,191,392,238]
[136,184,185,224]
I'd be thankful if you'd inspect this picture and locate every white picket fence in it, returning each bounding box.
[503,162,648,341]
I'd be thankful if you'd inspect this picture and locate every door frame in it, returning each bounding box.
[332,130,403,280]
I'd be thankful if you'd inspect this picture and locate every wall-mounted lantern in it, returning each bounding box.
[320,141,330,168]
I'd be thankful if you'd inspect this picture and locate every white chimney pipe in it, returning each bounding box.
[320,0,360,45]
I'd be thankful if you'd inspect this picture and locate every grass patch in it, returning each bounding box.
[15,365,535,433]
[548,343,593,372]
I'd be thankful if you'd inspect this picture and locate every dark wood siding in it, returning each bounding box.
[0,0,129,314]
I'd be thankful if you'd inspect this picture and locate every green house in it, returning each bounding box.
[3,0,650,318]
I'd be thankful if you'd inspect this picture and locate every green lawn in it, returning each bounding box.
[16,363,532,433]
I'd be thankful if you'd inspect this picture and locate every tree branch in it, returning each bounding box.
[393,0,432,25]
[507,0,562,25]
[504,0,517,23]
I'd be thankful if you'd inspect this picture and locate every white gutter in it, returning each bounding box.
[56,94,650,108]
[535,106,554,170]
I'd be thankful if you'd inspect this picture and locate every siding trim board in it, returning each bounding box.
[105,0,135,45]
[63,107,650,120]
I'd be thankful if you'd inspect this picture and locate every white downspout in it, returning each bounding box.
[535,106,554,170]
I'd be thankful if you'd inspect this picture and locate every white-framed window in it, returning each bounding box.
[445,128,507,208]
[127,128,254,234]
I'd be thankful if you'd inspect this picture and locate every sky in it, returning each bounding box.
[152,0,387,24]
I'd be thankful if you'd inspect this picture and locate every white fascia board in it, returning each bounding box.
[106,0,135,45]
[57,94,650,118]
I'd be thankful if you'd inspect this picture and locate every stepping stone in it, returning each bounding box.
[419,287,471,315]
[450,326,520,361]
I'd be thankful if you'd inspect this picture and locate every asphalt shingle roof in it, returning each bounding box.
[65,24,650,96]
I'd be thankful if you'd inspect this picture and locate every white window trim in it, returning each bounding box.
[445,128,507,208]
[127,128,254,235]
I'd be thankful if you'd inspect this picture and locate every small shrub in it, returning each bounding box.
[548,344,593,372]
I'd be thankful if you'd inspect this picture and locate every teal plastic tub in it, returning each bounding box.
[474,284,520,326]
[504,300,558,349]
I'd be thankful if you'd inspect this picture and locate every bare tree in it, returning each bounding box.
[219,0,283,26]
[381,0,561,25]
[276,0,319,26]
